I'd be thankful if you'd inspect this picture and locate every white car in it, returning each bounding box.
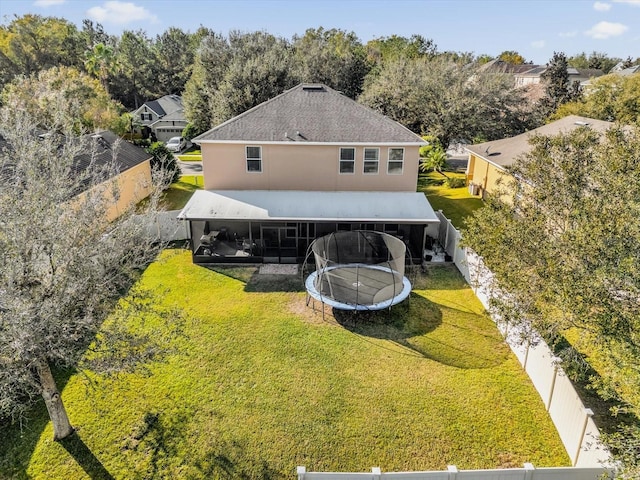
[166,136,186,152]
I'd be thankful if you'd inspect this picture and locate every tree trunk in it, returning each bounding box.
[36,359,74,441]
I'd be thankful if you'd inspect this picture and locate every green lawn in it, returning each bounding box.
[1,250,569,479]
[160,175,203,210]
[177,147,202,162]
[418,171,484,230]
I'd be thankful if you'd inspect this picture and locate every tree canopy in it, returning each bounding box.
[463,124,640,476]
[0,103,171,440]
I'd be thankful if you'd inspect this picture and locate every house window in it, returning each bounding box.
[339,147,355,174]
[387,148,404,174]
[246,146,262,172]
[363,148,379,174]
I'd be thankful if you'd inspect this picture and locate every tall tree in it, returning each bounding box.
[84,42,116,92]
[498,50,526,65]
[540,51,579,115]
[183,32,231,133]
[359,56,535,148]
[110,30,157,109]
[552,73,640,125]
[211,31,297,123]
[292,27,370,99]
[0,102,171,440]
[153,27,196,95]
[463,125,640,477]
[0,14,84,90]
[1,66,125,133]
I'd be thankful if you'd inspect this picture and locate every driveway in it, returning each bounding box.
[176,158,203,175]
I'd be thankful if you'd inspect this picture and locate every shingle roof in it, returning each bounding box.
[193,84,424,144]
[136,95,183,117]
[75,130,152,176]
[465,115,614,169]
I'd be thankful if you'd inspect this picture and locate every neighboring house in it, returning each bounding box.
[75,131,153,222]
[178,83,440,264]
[465,115,613,199]
[131,95,187,143]
[514,66,604,88]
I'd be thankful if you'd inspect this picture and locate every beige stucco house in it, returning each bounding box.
[179,83,440,264]
[74,131,153,222]
[465,115,613,199]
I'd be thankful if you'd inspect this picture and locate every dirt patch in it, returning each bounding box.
[288,294,339,326]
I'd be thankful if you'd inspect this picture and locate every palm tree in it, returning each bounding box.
[84,43,115,93]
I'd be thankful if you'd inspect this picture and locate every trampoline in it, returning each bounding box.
[304,231,411,311]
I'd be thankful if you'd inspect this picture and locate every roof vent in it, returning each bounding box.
[302,84,325,92]
[574,121,590,126]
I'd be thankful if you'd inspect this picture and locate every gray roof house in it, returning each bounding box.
[131,95,187,143]
[465,115,614,198]
[179,83,439,264]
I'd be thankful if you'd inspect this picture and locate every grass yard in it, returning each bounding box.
[1,250,569,479]
[177,147,202,162]
[160,175,203,210]
[418,171,484,230]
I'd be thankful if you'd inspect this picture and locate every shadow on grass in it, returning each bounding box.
[333,294,508,369]
[123,410,279,478]
[60,433,114,480]
[0,367,75,479]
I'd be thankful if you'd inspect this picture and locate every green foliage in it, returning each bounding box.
[181,122,203,141]
[462,125,640,472]
[498,50,526,65]
[292,27,370,99]
[567,51,622,74]
[147,142,181,185]
[551,73,640,125]
[1,251,569,477]
[540,51,581,115]
[360,56,536,147]
[445,176,466,188]
[1,65,124,133]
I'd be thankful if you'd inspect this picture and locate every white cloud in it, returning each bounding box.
[34,0,66,6]
[593,1,612,10]
[585,21,629,38]
[559,31,578,37]
[86,1,158,25]
[531,40,546,48]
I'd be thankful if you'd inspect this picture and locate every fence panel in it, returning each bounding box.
[434,212,612,471]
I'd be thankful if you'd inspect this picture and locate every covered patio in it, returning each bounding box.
[177,190,440,264]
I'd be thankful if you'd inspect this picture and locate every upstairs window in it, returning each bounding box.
[363,148,379,174]
[246,146,262,172]
[339,147,355,174]
[387,148,404,174]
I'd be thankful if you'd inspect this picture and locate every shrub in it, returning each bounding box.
[445,177,466,188]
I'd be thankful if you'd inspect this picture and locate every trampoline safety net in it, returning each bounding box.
[305,230,411,311]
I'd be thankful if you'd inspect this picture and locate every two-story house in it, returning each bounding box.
[131,95,187,143]
[178,83,440,264]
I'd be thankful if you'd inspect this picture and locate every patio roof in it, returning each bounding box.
[177,190,439,224]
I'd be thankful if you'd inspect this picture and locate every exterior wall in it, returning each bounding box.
[76,160,153,222]
[466,153,507,198]
[201,143,420,192]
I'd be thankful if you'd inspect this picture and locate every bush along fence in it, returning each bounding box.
[434,210,613,475]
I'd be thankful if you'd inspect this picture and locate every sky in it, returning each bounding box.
[1,0,639,64]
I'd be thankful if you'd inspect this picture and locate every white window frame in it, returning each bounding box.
[363,147,379,174]
[387,147,404,175]
[339,147,355,174]
[246,145,262,173]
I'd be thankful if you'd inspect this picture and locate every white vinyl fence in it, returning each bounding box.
[296,464,610,480]
[136,209,190,242]
[434,211,611,471]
